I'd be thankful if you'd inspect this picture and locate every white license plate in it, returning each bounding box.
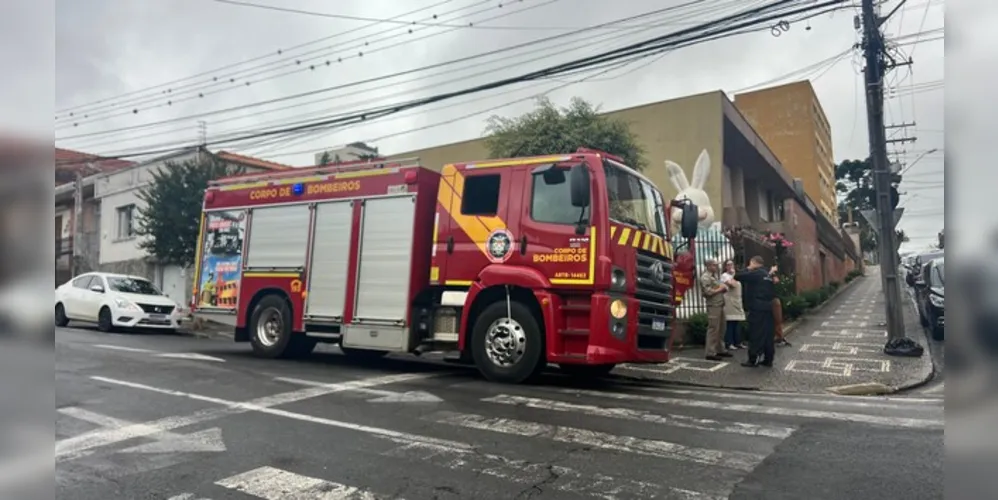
[149,314,167,320]
[652,318,666,331]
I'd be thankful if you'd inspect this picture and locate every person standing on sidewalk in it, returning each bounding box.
[735,256,779,367]
[699,258,732,361]
[721,260,746,351]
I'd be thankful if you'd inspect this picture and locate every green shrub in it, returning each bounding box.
[783,295,808,319]
[684,313,709,345]
[829,281,841,291]
[801,290,823,308]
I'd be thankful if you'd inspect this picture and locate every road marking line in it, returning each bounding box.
[482,394,796,439]
[93,344,155,353]
[556,389,943,429]
[56,373,446,460]
[431,411,765,472]
[274,376,443,403]
[382,438,724,500]
[58,406,131,429]
[156,353,226,362]
[216,466,396,499]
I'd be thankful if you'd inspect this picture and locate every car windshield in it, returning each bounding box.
[603,160,666,237]
[106,277,162,296]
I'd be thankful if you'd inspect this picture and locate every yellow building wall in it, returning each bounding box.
[733,81,838,225]
[390,91,726,220]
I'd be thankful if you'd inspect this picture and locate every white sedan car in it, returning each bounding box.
[55,272,186,332]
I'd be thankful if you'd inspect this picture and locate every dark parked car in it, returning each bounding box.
[906,250,944,287]
[914,257,944,340]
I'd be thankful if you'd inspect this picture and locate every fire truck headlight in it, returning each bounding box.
[609,299,627,319]
[611,267,626,290]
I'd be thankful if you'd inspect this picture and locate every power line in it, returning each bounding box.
[64,0,756,152]
[55,0,752,142]
[57,0,563,126]
[57,0,845,164]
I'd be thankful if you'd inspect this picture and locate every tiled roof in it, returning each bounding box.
[54,148,135,185]
[215,151,293,171]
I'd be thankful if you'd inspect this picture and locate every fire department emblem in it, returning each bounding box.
[486,228,514,263]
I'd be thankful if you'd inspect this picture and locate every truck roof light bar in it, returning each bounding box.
[208,157,423,187]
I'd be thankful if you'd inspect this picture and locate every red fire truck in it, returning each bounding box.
[192,148,699,383]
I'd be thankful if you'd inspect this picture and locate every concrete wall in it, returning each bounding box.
[734,81,838,225]
[392,91,727,220]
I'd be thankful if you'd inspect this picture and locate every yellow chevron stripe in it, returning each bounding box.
[617,227,631,246]
[438,164,507,257]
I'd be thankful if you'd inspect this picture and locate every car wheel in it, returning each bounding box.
[471,300,545,384]
[931,323,944,341]
[97,307,115,333]
[55,303,69,327]
[559,363,616,378]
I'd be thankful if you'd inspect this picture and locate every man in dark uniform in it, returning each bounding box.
[735,256,780,367]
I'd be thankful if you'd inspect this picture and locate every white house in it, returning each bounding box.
[92,146,292,305]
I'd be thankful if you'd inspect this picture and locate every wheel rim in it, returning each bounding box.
[484,316,526,367]
[256,307,283,347]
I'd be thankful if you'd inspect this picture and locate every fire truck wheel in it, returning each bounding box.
[249,295,298,358]
[558,363,616,378]
[471,300,545,384]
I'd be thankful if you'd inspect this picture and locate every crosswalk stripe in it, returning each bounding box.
[631,387,945,407]
[556,388,944,429]
[381,438,724,500]
[482,394,796,439]
[215,466,393,499]
[431,411,766,472]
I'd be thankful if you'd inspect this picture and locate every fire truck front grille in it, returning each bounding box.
[634,250,674,348]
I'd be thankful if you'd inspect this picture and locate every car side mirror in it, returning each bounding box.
[569,164,590,208]
[89,285,105,293]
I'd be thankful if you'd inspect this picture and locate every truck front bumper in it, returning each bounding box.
[548,292,670,365]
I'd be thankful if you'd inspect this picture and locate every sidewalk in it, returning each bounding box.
[614,267,935,395]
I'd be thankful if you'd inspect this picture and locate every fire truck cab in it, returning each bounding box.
[193,149,699,384]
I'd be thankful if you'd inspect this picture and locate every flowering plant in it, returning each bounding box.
[765,232,795,249]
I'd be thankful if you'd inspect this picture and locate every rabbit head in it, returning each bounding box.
[665,148,715,227]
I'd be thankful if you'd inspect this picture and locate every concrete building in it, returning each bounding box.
[314,141,380,165]
[54,147,291,304]
[388,89,859,295]
[733,80,839,225]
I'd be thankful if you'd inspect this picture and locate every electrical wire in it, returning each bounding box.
[57,0,844,164]
[58,0,564,127]
[56,0,749,142]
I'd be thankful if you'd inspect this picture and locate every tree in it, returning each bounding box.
[835,157,878,253]
[319,151,331,165]
[483,96,646,170]
[135,156,244,267]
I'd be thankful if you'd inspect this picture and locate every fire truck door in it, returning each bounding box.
[436,166,512,286]
[505,165,593,287]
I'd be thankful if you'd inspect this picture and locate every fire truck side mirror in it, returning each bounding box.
[681,202,699,240]
[569,164,590,208]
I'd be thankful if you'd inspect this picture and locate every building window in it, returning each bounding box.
[116,204,136,239]
[461,175,500,215]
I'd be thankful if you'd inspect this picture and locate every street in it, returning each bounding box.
[55,326,944,500]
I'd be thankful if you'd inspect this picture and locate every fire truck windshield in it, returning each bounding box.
[603,161,667,237]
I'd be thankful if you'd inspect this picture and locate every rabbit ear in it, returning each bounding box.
[665,161,690,192]
[690,149,711,189]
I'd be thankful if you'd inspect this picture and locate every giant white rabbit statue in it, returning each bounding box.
[664,148,736,318]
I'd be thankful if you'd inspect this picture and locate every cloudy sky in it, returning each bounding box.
[48,0,944,246]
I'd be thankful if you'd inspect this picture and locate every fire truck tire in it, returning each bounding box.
[249,295,301,359]
[471,300,545,384]
[559,363,616,378]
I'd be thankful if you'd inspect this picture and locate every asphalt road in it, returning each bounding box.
[52,326,944,500]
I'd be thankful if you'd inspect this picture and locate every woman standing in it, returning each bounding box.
[721,260,747,351]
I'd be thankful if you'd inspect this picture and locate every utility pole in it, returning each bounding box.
[861,0,906,341]
[71,168,85,277]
